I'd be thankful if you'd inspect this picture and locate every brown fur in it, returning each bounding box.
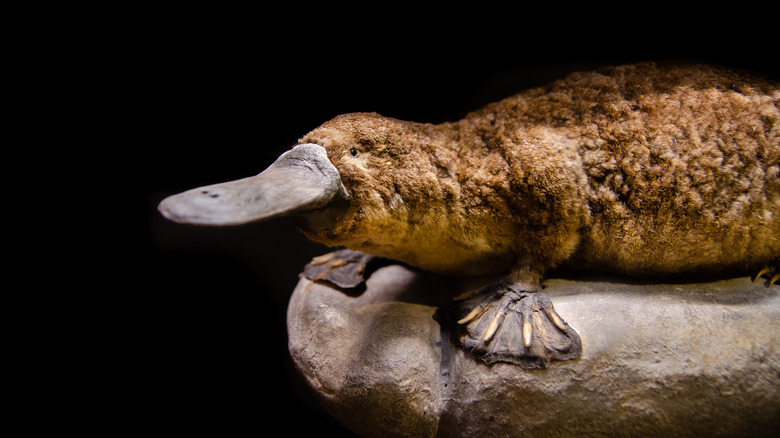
[298,63,779,279]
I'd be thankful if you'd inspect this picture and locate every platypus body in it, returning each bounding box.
[160,63,779,368]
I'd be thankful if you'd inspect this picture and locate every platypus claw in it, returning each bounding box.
[437,278,582,369]
[753,263,779,287]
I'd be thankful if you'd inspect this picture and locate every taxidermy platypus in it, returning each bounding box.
[159,63,779,369]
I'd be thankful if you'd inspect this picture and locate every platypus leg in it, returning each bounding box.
[437,269,581,369]
[753,262,779,287]
[303,248,388,290]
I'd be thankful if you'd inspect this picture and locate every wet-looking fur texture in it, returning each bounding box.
[298,63,779,281]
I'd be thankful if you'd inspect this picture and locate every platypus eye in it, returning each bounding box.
[349,148,358,157]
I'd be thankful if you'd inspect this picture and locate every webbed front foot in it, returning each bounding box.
[753,262,779,287]
[437,276,581,369]
[303,248,389,290]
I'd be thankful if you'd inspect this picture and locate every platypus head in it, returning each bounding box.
[159,113,450,256]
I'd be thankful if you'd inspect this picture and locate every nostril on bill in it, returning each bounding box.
[201,190,220,199]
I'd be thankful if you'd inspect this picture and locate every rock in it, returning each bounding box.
[287,264,780,437]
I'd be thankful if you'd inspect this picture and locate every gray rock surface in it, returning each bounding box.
[287,265,779,437]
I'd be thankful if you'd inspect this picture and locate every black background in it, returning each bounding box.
[90,6,777,436]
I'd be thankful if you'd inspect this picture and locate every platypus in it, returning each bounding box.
[159,62,779,369]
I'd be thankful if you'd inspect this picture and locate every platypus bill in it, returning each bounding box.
[159,63,779,369]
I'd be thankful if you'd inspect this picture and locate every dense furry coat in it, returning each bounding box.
[298,63,779,279]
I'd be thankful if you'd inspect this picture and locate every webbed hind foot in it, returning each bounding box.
[753,263,779,287]
[437,277,581,369]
